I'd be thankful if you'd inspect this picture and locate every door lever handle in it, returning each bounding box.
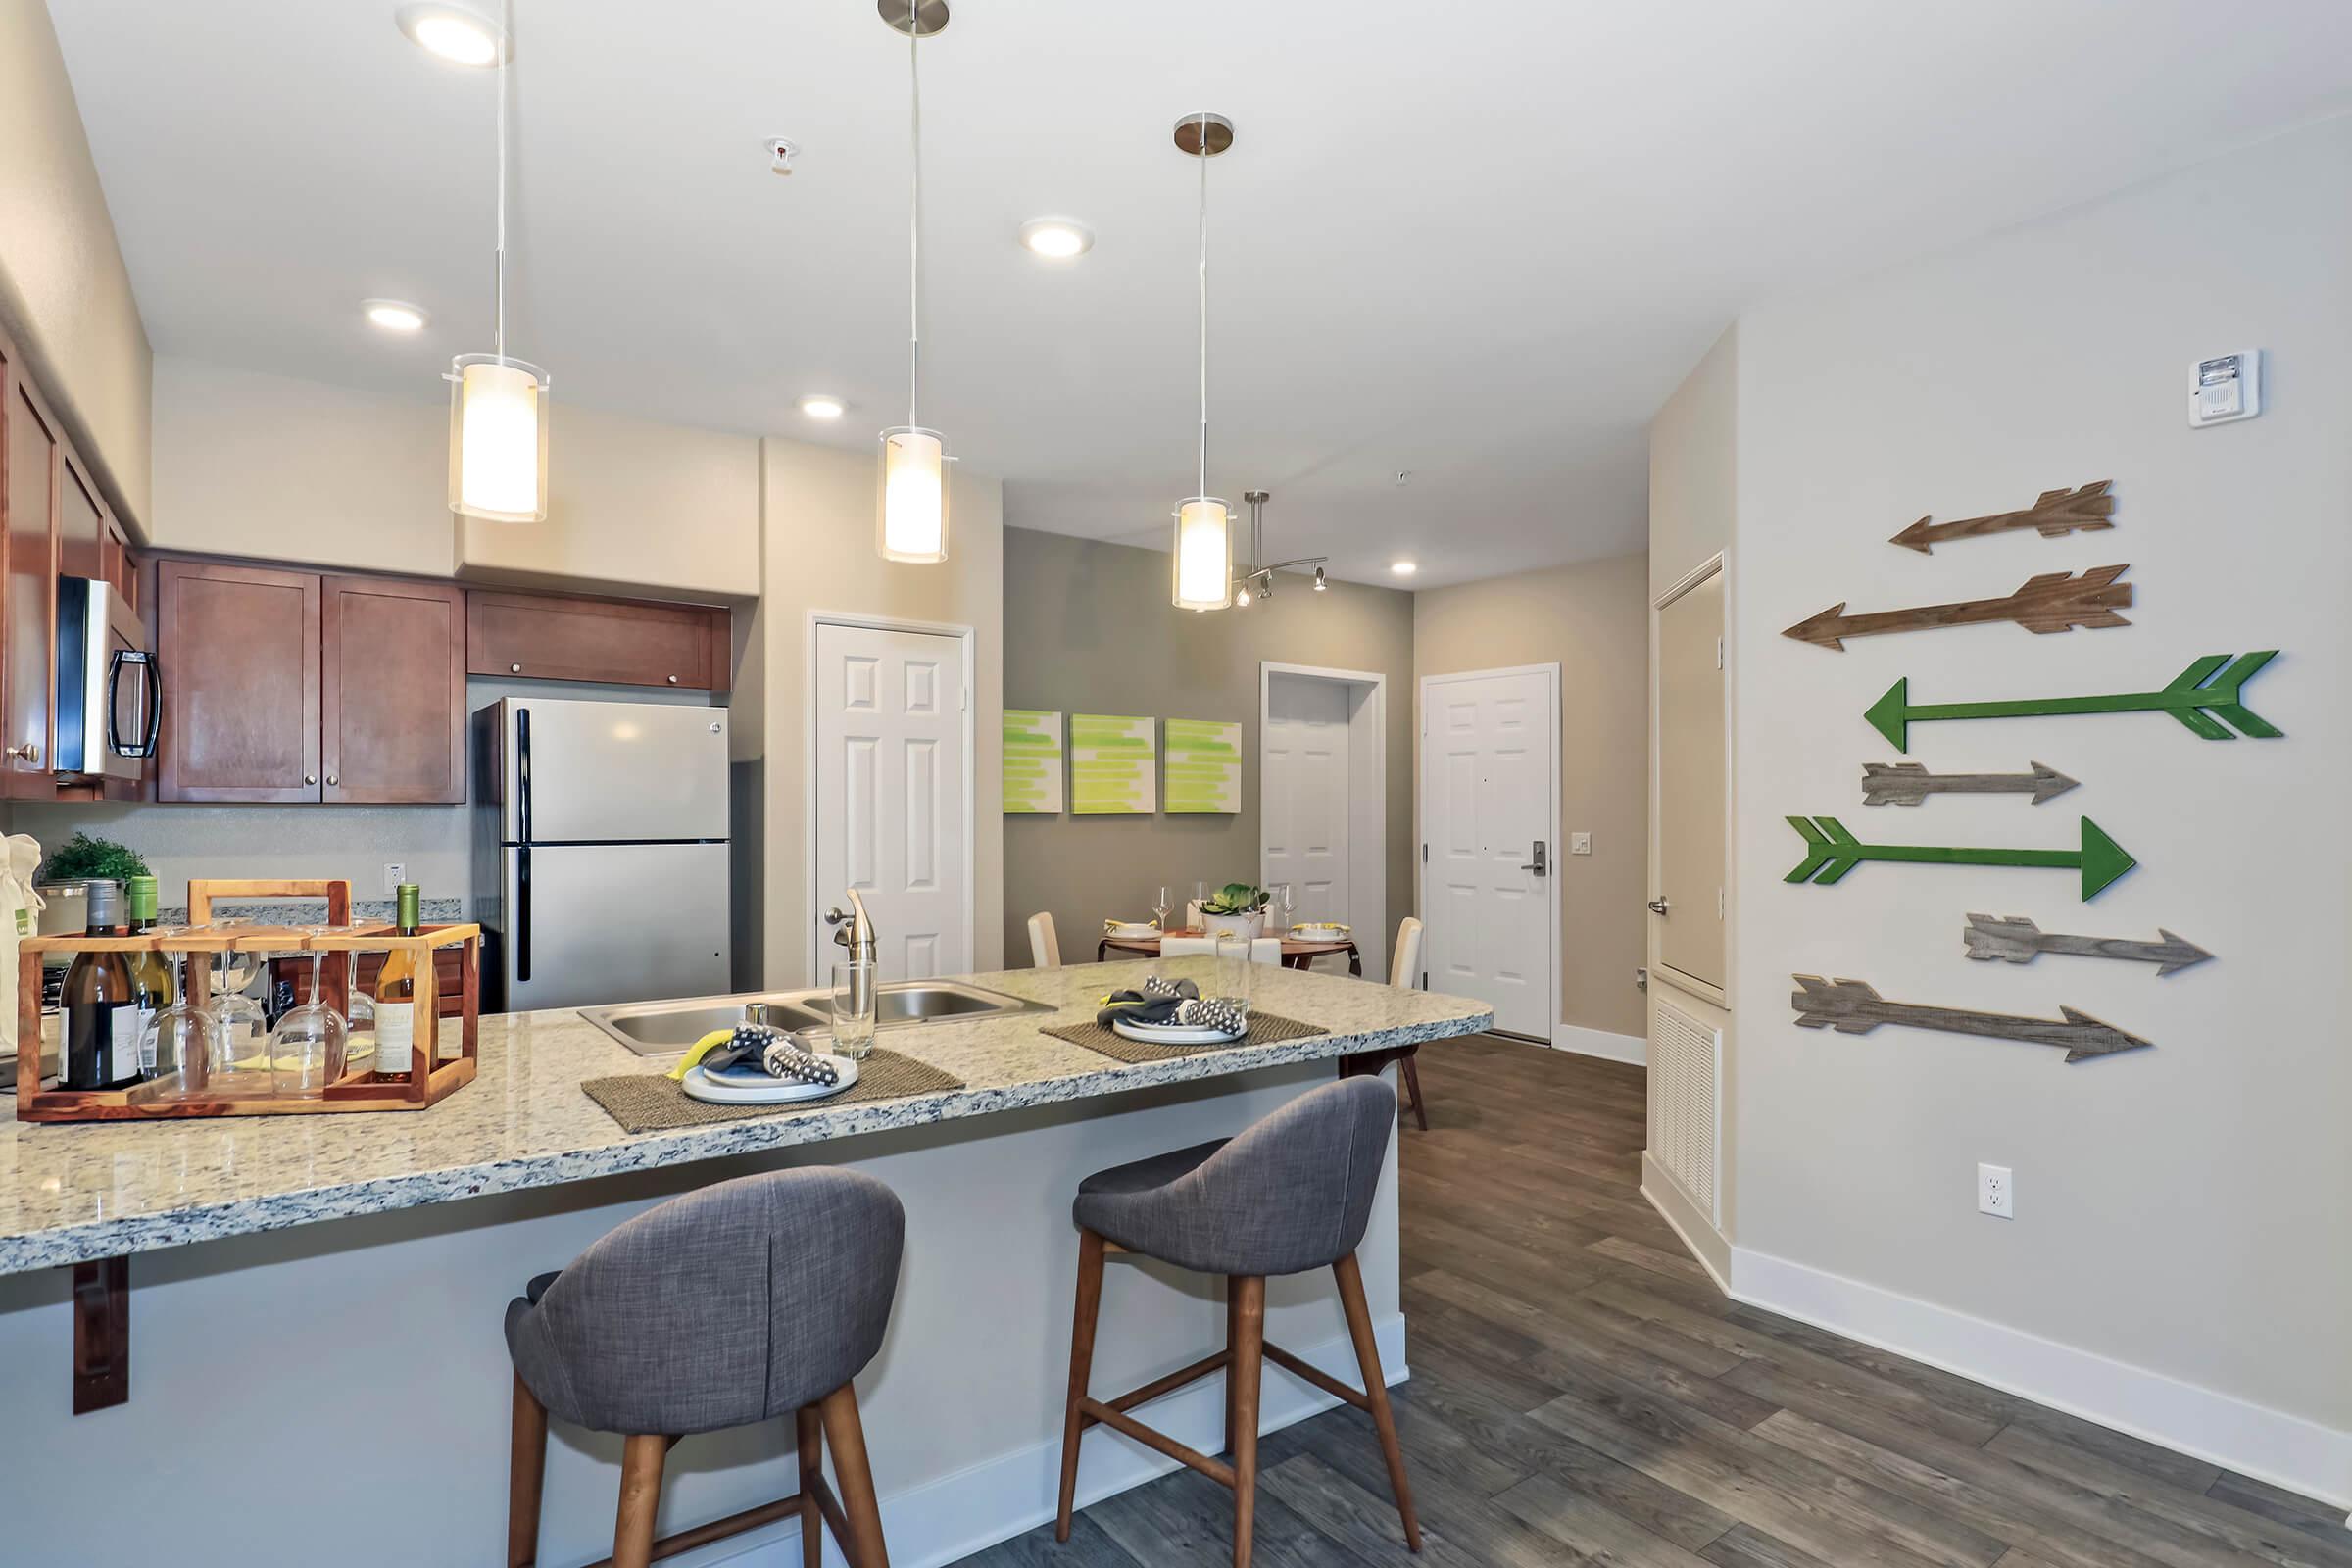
[1647,898,1670,915]
[1519,840,1548,876]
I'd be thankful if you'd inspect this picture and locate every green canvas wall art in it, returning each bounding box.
[1003,710,1063,814]
[1163,719,1243,813]
[1070,714,1156,814]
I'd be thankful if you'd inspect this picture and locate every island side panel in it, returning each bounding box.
[0,1059,1408,1567]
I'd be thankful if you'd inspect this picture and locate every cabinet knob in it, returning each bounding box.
[325,773,338,787]
[305,773,318,786]
[5,741,38,765]
[666,674,679,684]
[511,663,522,674]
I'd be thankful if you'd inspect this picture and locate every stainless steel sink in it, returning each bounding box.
[579,981,1054,1057]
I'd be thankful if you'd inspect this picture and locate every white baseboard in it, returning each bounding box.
[1639,1150,1732,1292]
[1729,1246,2352,1515]
[706,1314,1410,1567]
[1551,1023,1646,1065]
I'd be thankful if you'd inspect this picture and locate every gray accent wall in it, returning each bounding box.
[1001,527,1415,970]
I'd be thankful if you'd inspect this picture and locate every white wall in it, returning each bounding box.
[760,438,1004,987]
[1725,119,2351,1490]
[0,0,152,528]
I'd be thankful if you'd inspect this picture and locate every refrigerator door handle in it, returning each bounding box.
[516,846,531,983]
[515,706,533,844]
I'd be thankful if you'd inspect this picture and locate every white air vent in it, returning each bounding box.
[1648,999,1722,1224]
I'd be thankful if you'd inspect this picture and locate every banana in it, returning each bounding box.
[667,1028,739,1082]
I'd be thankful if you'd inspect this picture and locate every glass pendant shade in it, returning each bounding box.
[448,354,550,522]
[877,426,949,564]
[1172,496,1234,611]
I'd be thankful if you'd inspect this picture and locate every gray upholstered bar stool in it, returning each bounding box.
[503,1168,905,1568]
[1054,1077,1419,1568]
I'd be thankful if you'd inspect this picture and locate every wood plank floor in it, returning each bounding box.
[959,1037,2350,1567]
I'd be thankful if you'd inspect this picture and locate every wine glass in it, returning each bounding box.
[1151,886,1172,932]
[1277,883,1297,924]
[142,953,227,1101]
[208,951,272,1095]
[270,951,348,1097]
[1193,880,1207,929]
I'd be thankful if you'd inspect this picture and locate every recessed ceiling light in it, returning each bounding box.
[798,394,846,420]
[1390,561,1418,576]
[362,299,429,332]
[395,4,509,66]
[1019,218,1094,259]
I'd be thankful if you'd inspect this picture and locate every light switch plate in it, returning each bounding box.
[1570,832,1592,856]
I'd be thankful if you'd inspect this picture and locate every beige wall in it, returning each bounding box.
[1001,528,1417,978]
[1413,555,1649,1040]
[760,439,1004,988]
[150,357,760,597]
[0,0,152,529]
[1728,120,2350,1449]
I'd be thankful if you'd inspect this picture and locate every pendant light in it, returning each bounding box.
[1170,112,1235,611]
[877,0,950,564]
[446,0,548,523]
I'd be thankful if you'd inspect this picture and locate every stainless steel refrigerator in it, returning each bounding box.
[472,697,730,1013]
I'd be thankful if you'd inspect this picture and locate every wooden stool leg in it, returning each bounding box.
[1224,1274,1243,1455]
[1400,1048,1429,1132]
[1230,1275,1265,1568]
[820,1382,891,1568]
[1055,1228,1107,1541]
[507,1373,548,1568]
[1335,1252,1421,1550]
[613,1433,668,1568]
[797,1404,824,1568]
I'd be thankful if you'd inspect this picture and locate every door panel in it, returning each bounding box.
[504,842,729,1011]
[499,699,729,842]
[1420,669,1553,1037]
[5,379,58,791]
[321,575,466,804]
[58,455,102,583]
[1262,674,1351,927]
[157,560,320,802]
[1656,571,1726,990]
[812,622,970,985]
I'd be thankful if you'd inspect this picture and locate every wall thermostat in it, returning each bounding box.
[2188,350,2261,427]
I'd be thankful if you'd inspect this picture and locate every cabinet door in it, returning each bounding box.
[58,453,102,583]
[1654,566,1727,993]
[466,590,729,692]
[158,560,320,802]
[101,514,135,612]
[320,575,466,804]
[3,373,59,793]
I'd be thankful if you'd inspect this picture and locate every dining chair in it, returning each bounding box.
[1250,937,1284,967]
[1028,911,1061,969]
[1391,917,1428,1131]
[1162,936,1282,965]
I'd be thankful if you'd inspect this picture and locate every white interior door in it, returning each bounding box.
[812,621,971,984]
[1421,667,1554,1037]
[1262,674,1351,928]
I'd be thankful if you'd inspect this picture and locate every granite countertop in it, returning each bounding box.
[151,898,467,927]
[0,959,1490,1275]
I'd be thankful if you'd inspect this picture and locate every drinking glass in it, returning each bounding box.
[270,952,349,1097]
[1213,932,1253,1014]
[1276,884,1297,924]
[830,960,877,1061]
[1151,886,1172,931]
[208,955,273,1096]
[143,953,227,1101]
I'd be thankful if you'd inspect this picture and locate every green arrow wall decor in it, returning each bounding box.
[1785,815,2136,900]
[1865,652,2281,752]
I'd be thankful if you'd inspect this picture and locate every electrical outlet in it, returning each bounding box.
[382,862,408,894]
[1569,832,1592,856]
[1977,1162,2014,1219]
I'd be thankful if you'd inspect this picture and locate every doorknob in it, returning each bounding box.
[6,741,38,765]
[1646,898,1670,915]
[1519,840,1548,876]
[824,906,847,925]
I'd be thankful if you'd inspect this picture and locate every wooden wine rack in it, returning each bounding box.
[14,922,481,1122]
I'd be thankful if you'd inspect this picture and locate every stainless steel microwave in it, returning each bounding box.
[55,575,158,784]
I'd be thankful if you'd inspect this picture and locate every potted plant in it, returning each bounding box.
[1197,882,1268,941]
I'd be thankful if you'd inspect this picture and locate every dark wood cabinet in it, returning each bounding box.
[467,590,730,693]
[157,560,321,803]
[2,366,59,797]
[321,575,466,804]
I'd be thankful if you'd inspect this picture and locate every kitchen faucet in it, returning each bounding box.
[825,889,878,1021]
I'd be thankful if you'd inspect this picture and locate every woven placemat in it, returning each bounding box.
[581,1048,964,1134]
[1043,1010,1326,1065]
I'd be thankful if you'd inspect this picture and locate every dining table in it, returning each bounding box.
[1096,927,1364,977]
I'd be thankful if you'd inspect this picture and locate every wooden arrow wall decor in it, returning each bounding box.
[1791,975,2150,1062]
[1865,652,2282,751]
[1785,815,2135,900]
[1861,761,2078,807]
[1963,914,2214,976]
[1889,480,2117,554]
[1785,566,2133,650]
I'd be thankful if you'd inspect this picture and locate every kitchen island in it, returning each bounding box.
[0,958,1488,1566]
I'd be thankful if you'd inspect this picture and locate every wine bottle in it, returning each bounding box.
[61,880,142,1091]
[372,883,423,1080]
[124,875,173,1074]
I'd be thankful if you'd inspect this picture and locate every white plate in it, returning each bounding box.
[1292,924,1348,941]
[682,1054,860,1105]
[1111,1015,1248,1047]
[1104,923,1159,938]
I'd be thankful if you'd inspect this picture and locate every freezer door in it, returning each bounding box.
[499,699,730,843]
[502,842,730,1012]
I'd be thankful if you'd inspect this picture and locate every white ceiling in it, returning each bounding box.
[48,0,2352,587]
